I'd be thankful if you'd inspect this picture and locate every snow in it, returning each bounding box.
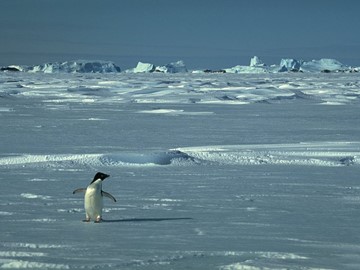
[1,70,360,269]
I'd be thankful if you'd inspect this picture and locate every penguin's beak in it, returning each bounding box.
[103,174,110,180]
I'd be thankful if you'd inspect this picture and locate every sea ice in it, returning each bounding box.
[0,71,359,269]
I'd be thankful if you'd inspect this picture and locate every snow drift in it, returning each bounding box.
[0,143,358,168]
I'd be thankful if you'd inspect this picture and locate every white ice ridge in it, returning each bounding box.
[0,151,194,168]
[175,142,360,167]
[0,142,359,168]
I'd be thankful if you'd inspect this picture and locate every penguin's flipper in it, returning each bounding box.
[102,191,117,202]
[72,188,87,194]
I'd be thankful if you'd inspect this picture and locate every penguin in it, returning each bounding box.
[73,172,116,223]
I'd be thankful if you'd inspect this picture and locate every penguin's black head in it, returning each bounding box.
[91,172,110,184]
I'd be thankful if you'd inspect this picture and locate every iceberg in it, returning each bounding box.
[126,60,188,73]
[156,60,188,73]
[279,59,302,72]
[224,56,268,74]
[300,58,347,73]
[225,57,351,74]
[133,62,156,73]
[224,65,267,74]
[28,60,121,73]
[266,57,352,73]
[250,56,266,67]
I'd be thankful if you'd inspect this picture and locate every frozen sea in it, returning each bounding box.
[0,72,360,269]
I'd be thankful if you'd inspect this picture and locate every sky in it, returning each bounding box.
[1,0,360,69]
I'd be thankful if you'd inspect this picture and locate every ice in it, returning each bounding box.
[157,60,188,73]
[127,60,188,74]
[0,212,13,216]
[249,56,266,67]
[138,109,214,116]
[191,56,354,74]
[20,193,52,200]
[300,58,348,73]
[176,142,360,167]
[132,62,156,73]
[1,71,360,269]
[279,58,302,72]
[224,65,268,74]
[3,57,357,75]
[28,60,121,73]
[0,251,46,257]
[0,260,70,269]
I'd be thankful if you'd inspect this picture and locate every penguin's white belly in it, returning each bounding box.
[84,187,103,220]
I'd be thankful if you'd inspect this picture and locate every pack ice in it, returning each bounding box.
[0,66,359,269]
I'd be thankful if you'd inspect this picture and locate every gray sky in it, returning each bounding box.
[1,0,360,69]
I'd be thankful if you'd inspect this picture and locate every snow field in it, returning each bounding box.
[0,72,360,269]
[1,72,360,106]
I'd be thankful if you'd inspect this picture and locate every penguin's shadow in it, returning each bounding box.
[102,217,193,223]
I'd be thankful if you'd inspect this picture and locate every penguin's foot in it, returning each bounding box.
[94,216,102,223]
[83,217,90,222]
